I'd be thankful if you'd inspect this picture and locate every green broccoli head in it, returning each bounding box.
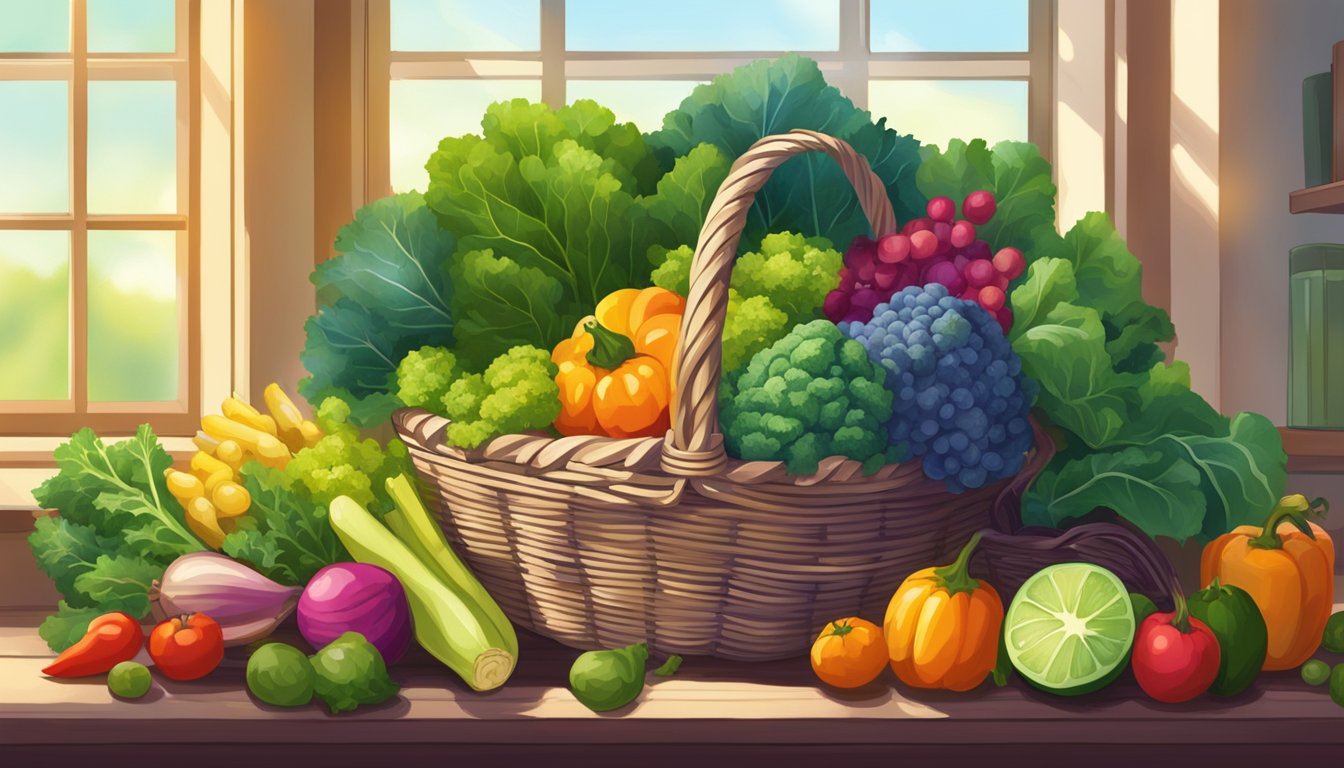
[439,345,560,449]
[721,320,895,475]
[396,346,460,409]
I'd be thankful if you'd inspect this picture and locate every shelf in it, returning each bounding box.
[2,607,1344,764]
[1280,426,1344,472]
[1290,180,1344,213]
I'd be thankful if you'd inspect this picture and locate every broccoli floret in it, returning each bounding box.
[649,234,843,374]
[721,320,897,475]
[395,346,461,409]
[287,397,409,513]
[437,345,561,449]
[841,283,1038,493]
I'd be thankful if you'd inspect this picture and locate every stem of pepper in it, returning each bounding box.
[1248,495,1328,550]
[1169,590,1191,634]
[584,320,637,370]
[932,532,983,597]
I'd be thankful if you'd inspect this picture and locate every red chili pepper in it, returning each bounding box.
[42,612,144,678]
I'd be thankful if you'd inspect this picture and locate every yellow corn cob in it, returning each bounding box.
[201,415,291,467]
[264,383,308,452]
[222,395,278,436]
[211,481,251,518]
[190,451,233,484]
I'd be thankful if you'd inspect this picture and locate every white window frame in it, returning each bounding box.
[362,0,1055,198]
[0,0,243,505]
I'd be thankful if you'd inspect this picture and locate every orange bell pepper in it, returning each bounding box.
[1200,495,1334,671]
[552,287,684,438]
[884,532,1004,692]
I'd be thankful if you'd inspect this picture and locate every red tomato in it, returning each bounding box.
[148,613,225,681]
[1131,608,1221,703]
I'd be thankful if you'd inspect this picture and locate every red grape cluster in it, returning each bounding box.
[823,190,1025,334]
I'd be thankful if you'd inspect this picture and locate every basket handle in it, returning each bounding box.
[660,129,898,477]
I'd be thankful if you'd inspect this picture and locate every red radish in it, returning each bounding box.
[926,196,956,223]
[850,288,880,317]
[960,287,982,302]
[965,259,995,288]
[992,247,1026,280]
[823,290,850,322]
[950,220,976,248]
[902,217,934,236]
[909,230,939,260]
[961,240,991,262]
[978,285,1006,312]
[953,253,971,272]
[992,273,1010,291]
[877,233,910,263]
[1132,594,1221,704]
[994,306,1013,334]
[873,262,900,290]
[962,190,997,225]
[924,261,965,295]
[856,259,877,284]
[932,221,952,244]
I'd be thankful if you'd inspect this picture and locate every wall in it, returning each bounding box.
[1220,0,1344,422]
[243,0,316,406]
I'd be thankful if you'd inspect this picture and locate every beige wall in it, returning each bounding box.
[1220,0,1344,423]
[243,0,317,407]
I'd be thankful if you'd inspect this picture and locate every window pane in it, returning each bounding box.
[88,80,176,214]
[87,0,175,53]
[0,232,69,400]
[391,0,539,51]
[0,0,69,52]
[871,0,1028,52]
[389,79,541,193]
[88,231,178,402]
[0,81,69,214]
[869,80,1028,148]
[567,81,701,133]
[567,0,839,51]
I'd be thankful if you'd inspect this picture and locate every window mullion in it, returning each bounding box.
[71,0,88,414]
[540,0,564,107]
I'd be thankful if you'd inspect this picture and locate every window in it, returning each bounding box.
[372,0,1050,194]
[0,0,199,436]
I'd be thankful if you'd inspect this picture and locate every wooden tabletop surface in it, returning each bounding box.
[3,603,1344,766]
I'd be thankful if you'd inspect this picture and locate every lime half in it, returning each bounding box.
[1004,563,1135,696]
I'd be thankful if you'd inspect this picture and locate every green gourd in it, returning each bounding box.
[1187,580,1268,697]
[569,642,649,712]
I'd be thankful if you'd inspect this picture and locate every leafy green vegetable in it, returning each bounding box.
[222,464,352,586]
[300,192,456,426]
[1012,214,1286,541]
[29,425,206,650]
[648,55,925,250]
[310,632,400,714]
[916,139,1056,256]
[650,232,842,371]
[425,99,727,365]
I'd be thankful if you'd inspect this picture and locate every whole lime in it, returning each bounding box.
[1332,664,1344,708]
[246,642,315,708]
[107,661,152,699]
[1323,612,1344,654]
[1301,659,1330,686]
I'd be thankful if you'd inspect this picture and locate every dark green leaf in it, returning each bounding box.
[39,601,107,653]
[448,248,571,369]
[27,517,115,606]
[71,554,161,619]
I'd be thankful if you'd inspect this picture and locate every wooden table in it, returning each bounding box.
[2,609,1343,767]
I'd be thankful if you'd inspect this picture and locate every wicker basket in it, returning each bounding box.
[395,129,1176,660]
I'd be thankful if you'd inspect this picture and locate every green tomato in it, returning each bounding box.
[1301,659,1331,686]
[569,641,649,712]
[1332,664,1344,708]
[1323,612,1344,654]
[107,661,152,699]
[246,643,315,708]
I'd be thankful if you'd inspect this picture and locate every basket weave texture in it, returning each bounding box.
[394,129,1061,660]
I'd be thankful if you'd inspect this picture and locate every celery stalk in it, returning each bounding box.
[384,475,518,654]
[328,495,515,691]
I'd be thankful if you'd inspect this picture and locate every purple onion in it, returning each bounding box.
[298,563,412,663]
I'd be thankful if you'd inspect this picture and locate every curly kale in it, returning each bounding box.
[720,319,898,475]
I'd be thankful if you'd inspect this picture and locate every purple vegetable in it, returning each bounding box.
[298,563,412,663]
